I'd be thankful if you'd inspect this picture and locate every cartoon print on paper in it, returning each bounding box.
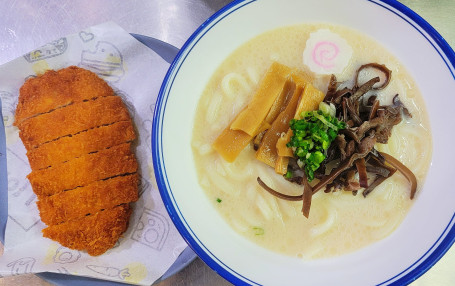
[8,146,28,165]
[0,91,17,128]
[23,38,68,63]
[86,265,131,280]
[131,209,169,251]
[140,103,156,148]
[8,177,20,197]
[80,41,124,82]
[79,31,95,43]
[113,88,136,118]
[7,257,35,275]
[8,167,34,202]
[57,267,70,274]
[7,149,40,231]
[111,240,121,249]
[53,246,81,264]
[24,193,36,207]
[24,75,37,81]
[138,173,150,198]
[0,91,20,144]
[141,119,152,149]
[7,214,39,232]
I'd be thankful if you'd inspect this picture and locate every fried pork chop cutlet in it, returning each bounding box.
[14,66,113,125]
[26,120,136,170]
[18,95,131,149]
[15,67,139,256]
[28,142,137,197]
[43,204,132,256]
[37,174,139,225]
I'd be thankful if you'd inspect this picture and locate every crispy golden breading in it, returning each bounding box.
[37,174,138,226]
[18,95,130,150]
[17,66,138,256]
[28,143,137,197]
[14,66,113,125]
[42,204,131,256]
[27,120,136,170]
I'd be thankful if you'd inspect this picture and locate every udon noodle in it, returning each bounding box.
[191,24,432,259]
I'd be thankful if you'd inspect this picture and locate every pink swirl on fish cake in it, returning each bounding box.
[312,41,339,69]
[303,29,352,74]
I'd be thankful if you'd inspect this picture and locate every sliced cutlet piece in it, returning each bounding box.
[18,95,130,150]
[28,143,137,197]
[14,66,114,125]
[37,174,138,226]
[42,204,131,256]
[27,120,136,170]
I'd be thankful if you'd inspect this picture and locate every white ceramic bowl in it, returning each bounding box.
[152,0,455,285]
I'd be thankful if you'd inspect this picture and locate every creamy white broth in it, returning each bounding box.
[191,24,431,259]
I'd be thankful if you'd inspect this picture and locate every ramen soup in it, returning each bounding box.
[191,24,432,259]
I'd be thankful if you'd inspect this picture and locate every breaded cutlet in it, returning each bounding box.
[14,66,113,125]
[26,120,136,170]
[28,143,137,197]
[37,174,138,226]
[42,204,132,256]
[18,95,130,150]
[16,66,138,256]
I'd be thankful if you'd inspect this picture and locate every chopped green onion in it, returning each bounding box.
[319,101,336,117]
[285,170,293,179]
[216,198,222,203]
[252,226,265,236]
[314,112,339,131]
[287,103,346,181]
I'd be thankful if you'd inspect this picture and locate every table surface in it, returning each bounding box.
[1,0,454,285]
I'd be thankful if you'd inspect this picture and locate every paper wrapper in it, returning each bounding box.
[0,22,187,285]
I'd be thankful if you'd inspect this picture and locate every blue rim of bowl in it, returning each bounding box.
[152,0,455,285]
